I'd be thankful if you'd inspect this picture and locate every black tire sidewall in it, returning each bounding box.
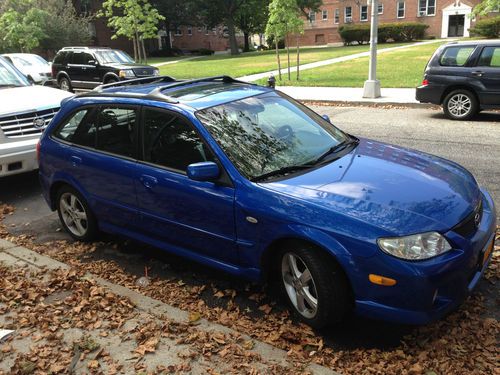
[58,77,72,92]
[443,90,478,120]
[56,186,97,242]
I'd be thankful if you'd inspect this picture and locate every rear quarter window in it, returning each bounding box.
[439,46,475,67]
[53,109,91,142]
[53,52,68,65]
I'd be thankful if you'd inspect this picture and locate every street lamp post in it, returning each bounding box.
[363,0,381,98]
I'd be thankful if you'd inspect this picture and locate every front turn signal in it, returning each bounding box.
[369,274,397,286]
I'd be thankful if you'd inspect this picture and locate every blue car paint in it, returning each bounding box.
[39,82,497,325]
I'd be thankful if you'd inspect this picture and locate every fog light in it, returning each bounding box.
[369,274,397,286]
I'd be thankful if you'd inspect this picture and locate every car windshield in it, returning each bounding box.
[0,59,29,87]
[196,92,350,181]
[95,50,135,64]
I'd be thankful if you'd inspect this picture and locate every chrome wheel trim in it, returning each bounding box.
[59,192,88,237]
[59,79,70,91]
[448,94,472,117]
[281,252,318,319]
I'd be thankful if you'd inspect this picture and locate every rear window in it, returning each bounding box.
[439,46,475,67]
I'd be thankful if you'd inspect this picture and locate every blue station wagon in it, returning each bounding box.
[38,76,497,328]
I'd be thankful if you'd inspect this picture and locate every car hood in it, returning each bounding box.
[262,138,481,235]
[106,63,157,70]
[0,86,73,116]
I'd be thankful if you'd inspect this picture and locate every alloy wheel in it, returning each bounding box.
[59,192,88,237]
[281,252,319,319]
[447,94,472,118]
[59,79,70,91]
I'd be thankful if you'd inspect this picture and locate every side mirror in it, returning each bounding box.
[88,60,97,66]
[187,161,220,182]
[322,114,332,123]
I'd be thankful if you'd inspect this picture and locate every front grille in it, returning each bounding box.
[133,68,155,77]
[0,107,59,138]
[452,199,483,238]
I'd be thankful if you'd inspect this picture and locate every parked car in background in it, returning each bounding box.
[416,40,500,120]
[38,76,496,328]
[0,56,72,177]
[51,47,159,92]
[1,53,52,85]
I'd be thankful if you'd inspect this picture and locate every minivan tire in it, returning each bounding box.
[443,89,478,121]
[58,76,73,92]
[56,186,98,242]
[278,243,352,328]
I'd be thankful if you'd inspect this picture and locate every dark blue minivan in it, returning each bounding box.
[39,76,497,328]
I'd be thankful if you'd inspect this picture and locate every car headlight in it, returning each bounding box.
[377,232,452,260]
[119,69,135,78]
[153,69,159,76]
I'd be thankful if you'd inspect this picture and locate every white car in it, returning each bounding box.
[0,56,72,177]
[1,53,52,85]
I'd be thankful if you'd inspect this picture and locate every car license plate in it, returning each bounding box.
[483,239,494,266]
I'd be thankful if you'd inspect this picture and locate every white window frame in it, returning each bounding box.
[345,6,352,22]
[419,0,436,16]
[174,27,182,36]
[322,9,328,21]
[360,5,368,21]
[309,11,316,22]
[187,26,192,36]
[397,1,405,18]
[378,3,384,14]
[334,8,340,24]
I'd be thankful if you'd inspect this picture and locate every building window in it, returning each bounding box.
[197,27,202,32]
[204,26,209,35]
[322,10,328,20]
[212,27,217,35]
[419,0,436,16]
[345,6,352,22]
[334,8,340,24]
[360,5,368,21]
[187,26,192,36]
[309,11,316,22]
[378,3,384,14]
[397,1,405,18]
[174,27,182,36]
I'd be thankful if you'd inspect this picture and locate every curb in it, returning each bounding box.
[0,239,339,375]
[299,99,440,109]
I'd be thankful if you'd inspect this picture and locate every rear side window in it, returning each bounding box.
[439,46,474,66]
[53,52,68,65]
[53,109,92,142]
[478,47,500,67]
[95,107,138,158]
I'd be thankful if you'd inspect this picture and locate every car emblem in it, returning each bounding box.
[474,212,481,228]
[33,117,46,129]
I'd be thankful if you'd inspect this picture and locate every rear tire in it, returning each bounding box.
[277,243,352,328]
[56,186,98,242]
[443,89,478,120]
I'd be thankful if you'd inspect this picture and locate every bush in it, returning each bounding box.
[339,22,429,45]
[266,37,285,49]
[469,16,500,38]
[190,48,214,55]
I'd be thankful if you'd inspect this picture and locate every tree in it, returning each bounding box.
[472,0,500,16]
[237,0,269,52]
[0,7,46,52]
[297,0,322,19]
[98,0,164,63]
[266,0,304,81]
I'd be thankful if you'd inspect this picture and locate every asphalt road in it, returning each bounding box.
[1,106,499,350]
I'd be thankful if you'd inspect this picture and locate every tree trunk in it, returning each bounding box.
[141,39,147,64]
[132,37,138,62]
[296,35,300,81]
[226,17,239,55]
[135,31,142,62]
[243,32,250,52]
[286,34,291,81]
[275,36,282,81]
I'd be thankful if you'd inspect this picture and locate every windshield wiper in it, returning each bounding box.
[252,164,315,182]
[312,137,359,166]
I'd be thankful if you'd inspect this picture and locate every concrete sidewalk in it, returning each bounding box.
[0,238,337,375]
[278,86,423,106]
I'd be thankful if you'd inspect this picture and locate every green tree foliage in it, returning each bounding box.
[472,0,500,16]
[99,0,164,62]
[297,0,322,19]
[237,0,270,52]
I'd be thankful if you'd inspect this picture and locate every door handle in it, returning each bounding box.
[472,71,484,77]
[140,175,158,189]
[70,155,82,167]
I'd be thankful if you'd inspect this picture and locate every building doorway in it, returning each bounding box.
[448,15,465,37]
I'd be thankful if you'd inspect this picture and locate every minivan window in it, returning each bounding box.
[95,107,138,158]
[439,46,474,67]
[478,47,500,67]
[142,108,214,172]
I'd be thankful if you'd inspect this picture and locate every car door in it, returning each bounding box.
[69,51,98,89]
[53,104,141,230]
[134,106,238,264]
[475,45,500,106]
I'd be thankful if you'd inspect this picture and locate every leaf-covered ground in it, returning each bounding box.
[1,203,499,374]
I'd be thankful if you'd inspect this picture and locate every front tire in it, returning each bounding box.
[443,89,478,120]
[56,186,98,241]
[278,244,352,328]
[58,76,73,92]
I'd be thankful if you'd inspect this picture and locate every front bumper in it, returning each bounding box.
[353,188,497,325]
[0,138,39,177]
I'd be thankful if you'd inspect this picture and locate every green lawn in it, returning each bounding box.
[147,56,193,65]
[157,42,413,79]
[263,42,446,88]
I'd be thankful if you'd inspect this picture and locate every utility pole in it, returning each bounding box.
[363,0,381,98]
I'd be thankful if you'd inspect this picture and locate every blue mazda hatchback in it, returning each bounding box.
[39,76,496,328]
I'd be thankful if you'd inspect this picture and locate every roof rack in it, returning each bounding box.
[148,75,256,96]
[61,46,111,50]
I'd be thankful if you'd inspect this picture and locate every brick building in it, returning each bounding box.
[162,26,245,52]
[298,0,490,46]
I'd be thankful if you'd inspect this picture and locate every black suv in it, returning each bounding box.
[416,40,500,120]
[51,47,159,92]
